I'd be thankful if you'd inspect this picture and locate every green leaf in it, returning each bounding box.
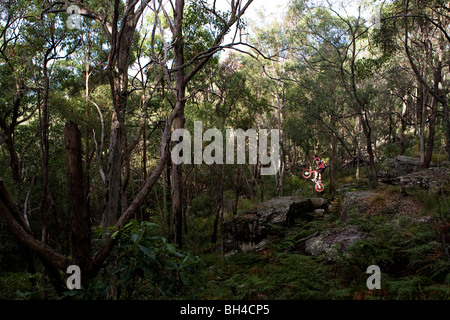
[111,230,120,239]
[138,245,154,259]
[123,221,135,229]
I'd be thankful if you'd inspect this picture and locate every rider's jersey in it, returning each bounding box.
[316,159,326,169]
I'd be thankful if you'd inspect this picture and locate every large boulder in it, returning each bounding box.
[399,167,450,192]
[378,156,422,182]
[223,196,324,252]
[395,155,423,166]
[380,156,432,179]
[379,157,450,191]
[305,225,366,261]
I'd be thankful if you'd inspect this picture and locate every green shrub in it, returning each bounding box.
[114,220,201,299]
[64,220,201,300]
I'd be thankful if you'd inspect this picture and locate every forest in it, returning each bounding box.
[0,0,449,302]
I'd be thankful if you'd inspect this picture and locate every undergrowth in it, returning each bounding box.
[1,173,449,300]
[189,174,450,300]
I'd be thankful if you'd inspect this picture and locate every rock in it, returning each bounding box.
[255,196,315,226]
[380,156,435,180]
[310,198,328,209]
[399,167,450,191]
[313,209,325,218]
[222,196,316,252]
[305,225,366,261]
[340,189,426,220]
[378,200,403,215]
[441,161,450,168]
[340,191,377,223]
[254,239,272,252]
[395,155,422,166]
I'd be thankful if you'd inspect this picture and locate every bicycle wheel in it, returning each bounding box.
[302,168,312,179]
[315,182,325,192]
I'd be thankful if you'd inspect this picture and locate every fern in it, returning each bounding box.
[429,260,450,282]
[386,275,430,299]
[422,284,450,299]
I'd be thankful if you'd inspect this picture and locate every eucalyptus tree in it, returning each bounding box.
[381,0,450,165]
[250,18,293,196]
[0,0,255,290]
[152,0,254,248]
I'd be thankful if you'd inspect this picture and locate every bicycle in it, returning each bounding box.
[302,168,325,192]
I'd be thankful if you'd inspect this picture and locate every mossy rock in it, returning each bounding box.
[340,191,377,223]
[305,225,366,262]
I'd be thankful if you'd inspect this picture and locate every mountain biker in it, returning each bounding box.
[313,155,326,182]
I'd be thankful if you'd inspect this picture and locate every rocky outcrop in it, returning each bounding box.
[223,196,327,252]
[398,167,450,191]
[305,225,366,261]
[380,156,431,178]
[339,188,430,223]
[379,156,450,191]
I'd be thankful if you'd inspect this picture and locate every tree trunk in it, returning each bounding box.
[64,121,92,278]
[423,55,443,168]
[399,96,408,155]
[360,112,378,189]
[141,117,147,221]
[423,95,437,168]
[165,156,171,230]
[329,114,336,197]
[40,51,52,246]
[444,100,450,160]
[102,113,122,231]
[233,166,241,216]
[211,165,224,244]
[276,86,285,196]
[419,82,426,164]
[102,0,140,231]
[171,0,186,249]
[171,108,185,249]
